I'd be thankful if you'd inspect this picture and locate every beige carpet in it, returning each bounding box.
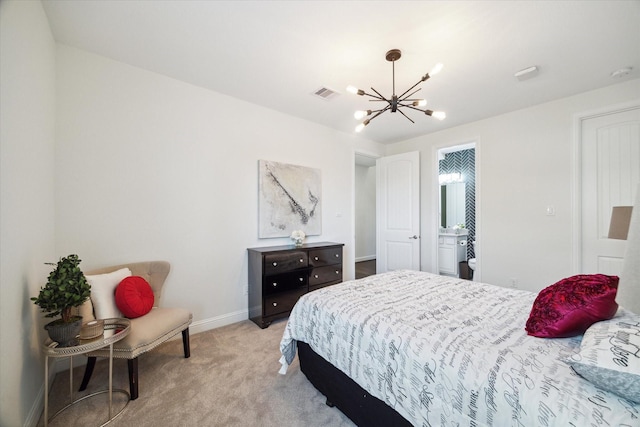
[38,319,355,427]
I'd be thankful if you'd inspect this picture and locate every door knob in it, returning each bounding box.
[409,235,419,239]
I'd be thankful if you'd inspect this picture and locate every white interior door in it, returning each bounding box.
[581,107,640,274]
[376,151,420,273]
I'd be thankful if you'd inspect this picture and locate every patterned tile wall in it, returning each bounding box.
[439,148,475,259]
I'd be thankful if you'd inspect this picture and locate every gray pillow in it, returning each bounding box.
[566,310,640,403]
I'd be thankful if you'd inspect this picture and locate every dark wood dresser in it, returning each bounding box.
[248,242,344,328]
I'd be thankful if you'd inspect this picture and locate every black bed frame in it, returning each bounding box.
[297,341,412,427]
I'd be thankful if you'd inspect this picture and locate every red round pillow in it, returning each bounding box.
[115,276,154,318]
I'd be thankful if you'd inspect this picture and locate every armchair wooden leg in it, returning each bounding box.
[78,356,97,391]
[128,358,139,400]
[182,328,191,358]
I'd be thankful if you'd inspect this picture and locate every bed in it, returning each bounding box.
[279,270,640,426]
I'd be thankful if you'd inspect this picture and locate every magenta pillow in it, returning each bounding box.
[525,274,619,338]
[115,276,154,319]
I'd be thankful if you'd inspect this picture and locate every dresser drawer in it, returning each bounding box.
[309,247,342,267]
[263,271,308,295]
[264,289,306,317]
[309,265,342,287]
[264,251,308,275]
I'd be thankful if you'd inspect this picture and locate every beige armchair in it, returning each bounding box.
[77,261,192,400]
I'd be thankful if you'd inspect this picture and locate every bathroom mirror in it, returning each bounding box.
[440,182,465,228]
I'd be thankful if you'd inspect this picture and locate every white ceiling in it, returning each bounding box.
[42,0,640,145]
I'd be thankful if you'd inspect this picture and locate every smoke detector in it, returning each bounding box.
[610,67,632,78]
[514,66,539,81]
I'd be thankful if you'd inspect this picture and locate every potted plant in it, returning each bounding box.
[31,254,91,346]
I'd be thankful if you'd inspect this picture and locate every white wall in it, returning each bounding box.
[0,2,57,426]
[55,44,384,332]
[354,164,376,261]
[387,79,640,293]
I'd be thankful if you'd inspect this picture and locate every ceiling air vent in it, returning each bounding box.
[313,87,339,100]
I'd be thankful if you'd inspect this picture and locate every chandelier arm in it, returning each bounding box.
[369,87,391,104]
[398,88,422,102]
[367,106,391,123]
[397,78,428,100]
[361,91,386,101]
[400,104,428,113]
[397,108,416,124]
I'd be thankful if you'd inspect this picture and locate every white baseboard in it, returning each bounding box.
[156,309,249,344]
[25,382,45,427]
[26,357,58,427]
[355,255,376,262]
[188,309,248,335]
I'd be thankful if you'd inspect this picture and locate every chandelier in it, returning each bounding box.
[347,49,445,132]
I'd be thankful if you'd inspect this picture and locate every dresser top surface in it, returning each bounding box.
[248,241,344,254]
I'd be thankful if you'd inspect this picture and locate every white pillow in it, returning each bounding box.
[86,268,132,320]
[567,311,640,403]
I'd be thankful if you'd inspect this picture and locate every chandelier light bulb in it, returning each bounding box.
[412,99,427,107]
[354,110,372,120]
[347,85,364,95]
[355,119,371,132]
[432,111,446,120]
[430,63,444,76]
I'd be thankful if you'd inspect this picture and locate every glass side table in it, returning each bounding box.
[42,318,131,427]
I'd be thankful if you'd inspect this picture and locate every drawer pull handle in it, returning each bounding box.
[335,254,340,258]
[335,270,339,274]
[314,274,319,279]
[314,256,319,261]
[272,283,277,287]
[299,277,303,282]
[299,259,304,263]
[272,262,278,266]
[273,302,277,307]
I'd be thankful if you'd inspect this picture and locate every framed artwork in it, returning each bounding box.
[258,160,322,238]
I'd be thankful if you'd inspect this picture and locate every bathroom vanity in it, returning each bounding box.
[438,229,468,277]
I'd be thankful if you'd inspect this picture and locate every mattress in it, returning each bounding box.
[279,270,639,426]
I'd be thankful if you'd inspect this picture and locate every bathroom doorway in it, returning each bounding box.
[436,142,477,279]
[354,152,378,278]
